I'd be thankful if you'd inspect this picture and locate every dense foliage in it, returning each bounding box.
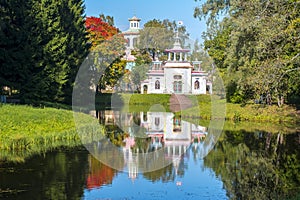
[85,16,119,50]
[85,16,126,93]
[0,0,89,104]
[194,0,300,106]
[204,131,300,199]
[137,19,189,60]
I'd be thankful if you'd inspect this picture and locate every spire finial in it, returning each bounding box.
[133,9,136,17]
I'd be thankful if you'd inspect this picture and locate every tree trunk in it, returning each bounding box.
[277,95,284,107]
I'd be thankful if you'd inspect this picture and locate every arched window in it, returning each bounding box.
[133,38,138,47]
[194,80,200,89]
[173,117,181,132]
[126,38,130,47]
[155,117,160,126]
[173,81,182,93]
[143,112,147,121]
[155,80,160,89]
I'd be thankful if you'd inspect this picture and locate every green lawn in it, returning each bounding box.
[109,94,298,123]
[1,95,298,162]
[0,104,101,162]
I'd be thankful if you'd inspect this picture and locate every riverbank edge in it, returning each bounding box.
[102,94,299,124]
[0,104,103,162]
[0,102,298,162]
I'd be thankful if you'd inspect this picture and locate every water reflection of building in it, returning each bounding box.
[140,112,207,144]
[96,110,134,127]
[96,111,208,180]
[140,112,207,174]
[123,135,138,181]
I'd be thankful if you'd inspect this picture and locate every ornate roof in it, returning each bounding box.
[165,32,190,53]
[128,16,141,21]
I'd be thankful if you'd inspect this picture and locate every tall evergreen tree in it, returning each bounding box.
[0,0,88,104]
[60,0,89,104]
[0,0,40,100]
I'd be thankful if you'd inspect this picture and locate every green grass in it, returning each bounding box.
[96,93,299,124]
[178,95,299,124]
[183,118,297,134]
[0,104,102,162]
[95,93,171,111]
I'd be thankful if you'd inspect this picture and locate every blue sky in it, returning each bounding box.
[84,0,207,43]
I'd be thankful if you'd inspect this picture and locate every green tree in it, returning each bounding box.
[0,0,40,101]
[85,16,126,93]
[60,0,89,104]
[0,0,88,104]
[137,19,189,60]
[104,58,127,89]
[194,0,300,105]
[91,34,126,93]
[99,13,114,26]
[131,49,152,88]
[203,130,300,199]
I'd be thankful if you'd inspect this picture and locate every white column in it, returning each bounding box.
[180,52,183,61]
[173,145,175,155]
[173,52,176,61]
[168,52,171,61]
[179,145,182,155]
[130,36,134,49]
[184,53,187,61]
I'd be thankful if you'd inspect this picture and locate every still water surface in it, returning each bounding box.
[0,111,299,199]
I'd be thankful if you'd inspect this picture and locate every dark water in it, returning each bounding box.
[1,111,300,200]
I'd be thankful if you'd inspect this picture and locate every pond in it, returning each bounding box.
[1,111,299,199]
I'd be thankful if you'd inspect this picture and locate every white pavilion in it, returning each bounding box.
[122,16,141,68]
[141,34,212,94]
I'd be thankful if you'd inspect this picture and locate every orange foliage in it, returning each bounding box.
[85,16,120,48]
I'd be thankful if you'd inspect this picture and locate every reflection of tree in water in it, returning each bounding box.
[90,138,125,173]
[204,130,300,199]
[86,154,117,189]
[131,137,152,153]
[0,147,88,199]
[142,156,186,183]
[104,124,127,147]
[143,164,175,182]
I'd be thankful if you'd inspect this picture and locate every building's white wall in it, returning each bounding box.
[125,35,139,50]
[148,76,164,94]
[191,124,207,133]
[164,120,191,141]
[141,112,173,133]
[164,68,191,94]
[141,67,210,95]
[143,112,191,141]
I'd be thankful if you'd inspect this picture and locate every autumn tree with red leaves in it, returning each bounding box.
[85,16,127,93]
[85,16,120,49]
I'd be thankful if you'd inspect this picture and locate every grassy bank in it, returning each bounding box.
[96,93,171,111]
[183,96,299,124]
[183,118,298,134]
[0,104,101,162]
[102,94,299,124]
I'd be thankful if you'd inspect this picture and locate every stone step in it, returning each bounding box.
[169,94,194,112]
